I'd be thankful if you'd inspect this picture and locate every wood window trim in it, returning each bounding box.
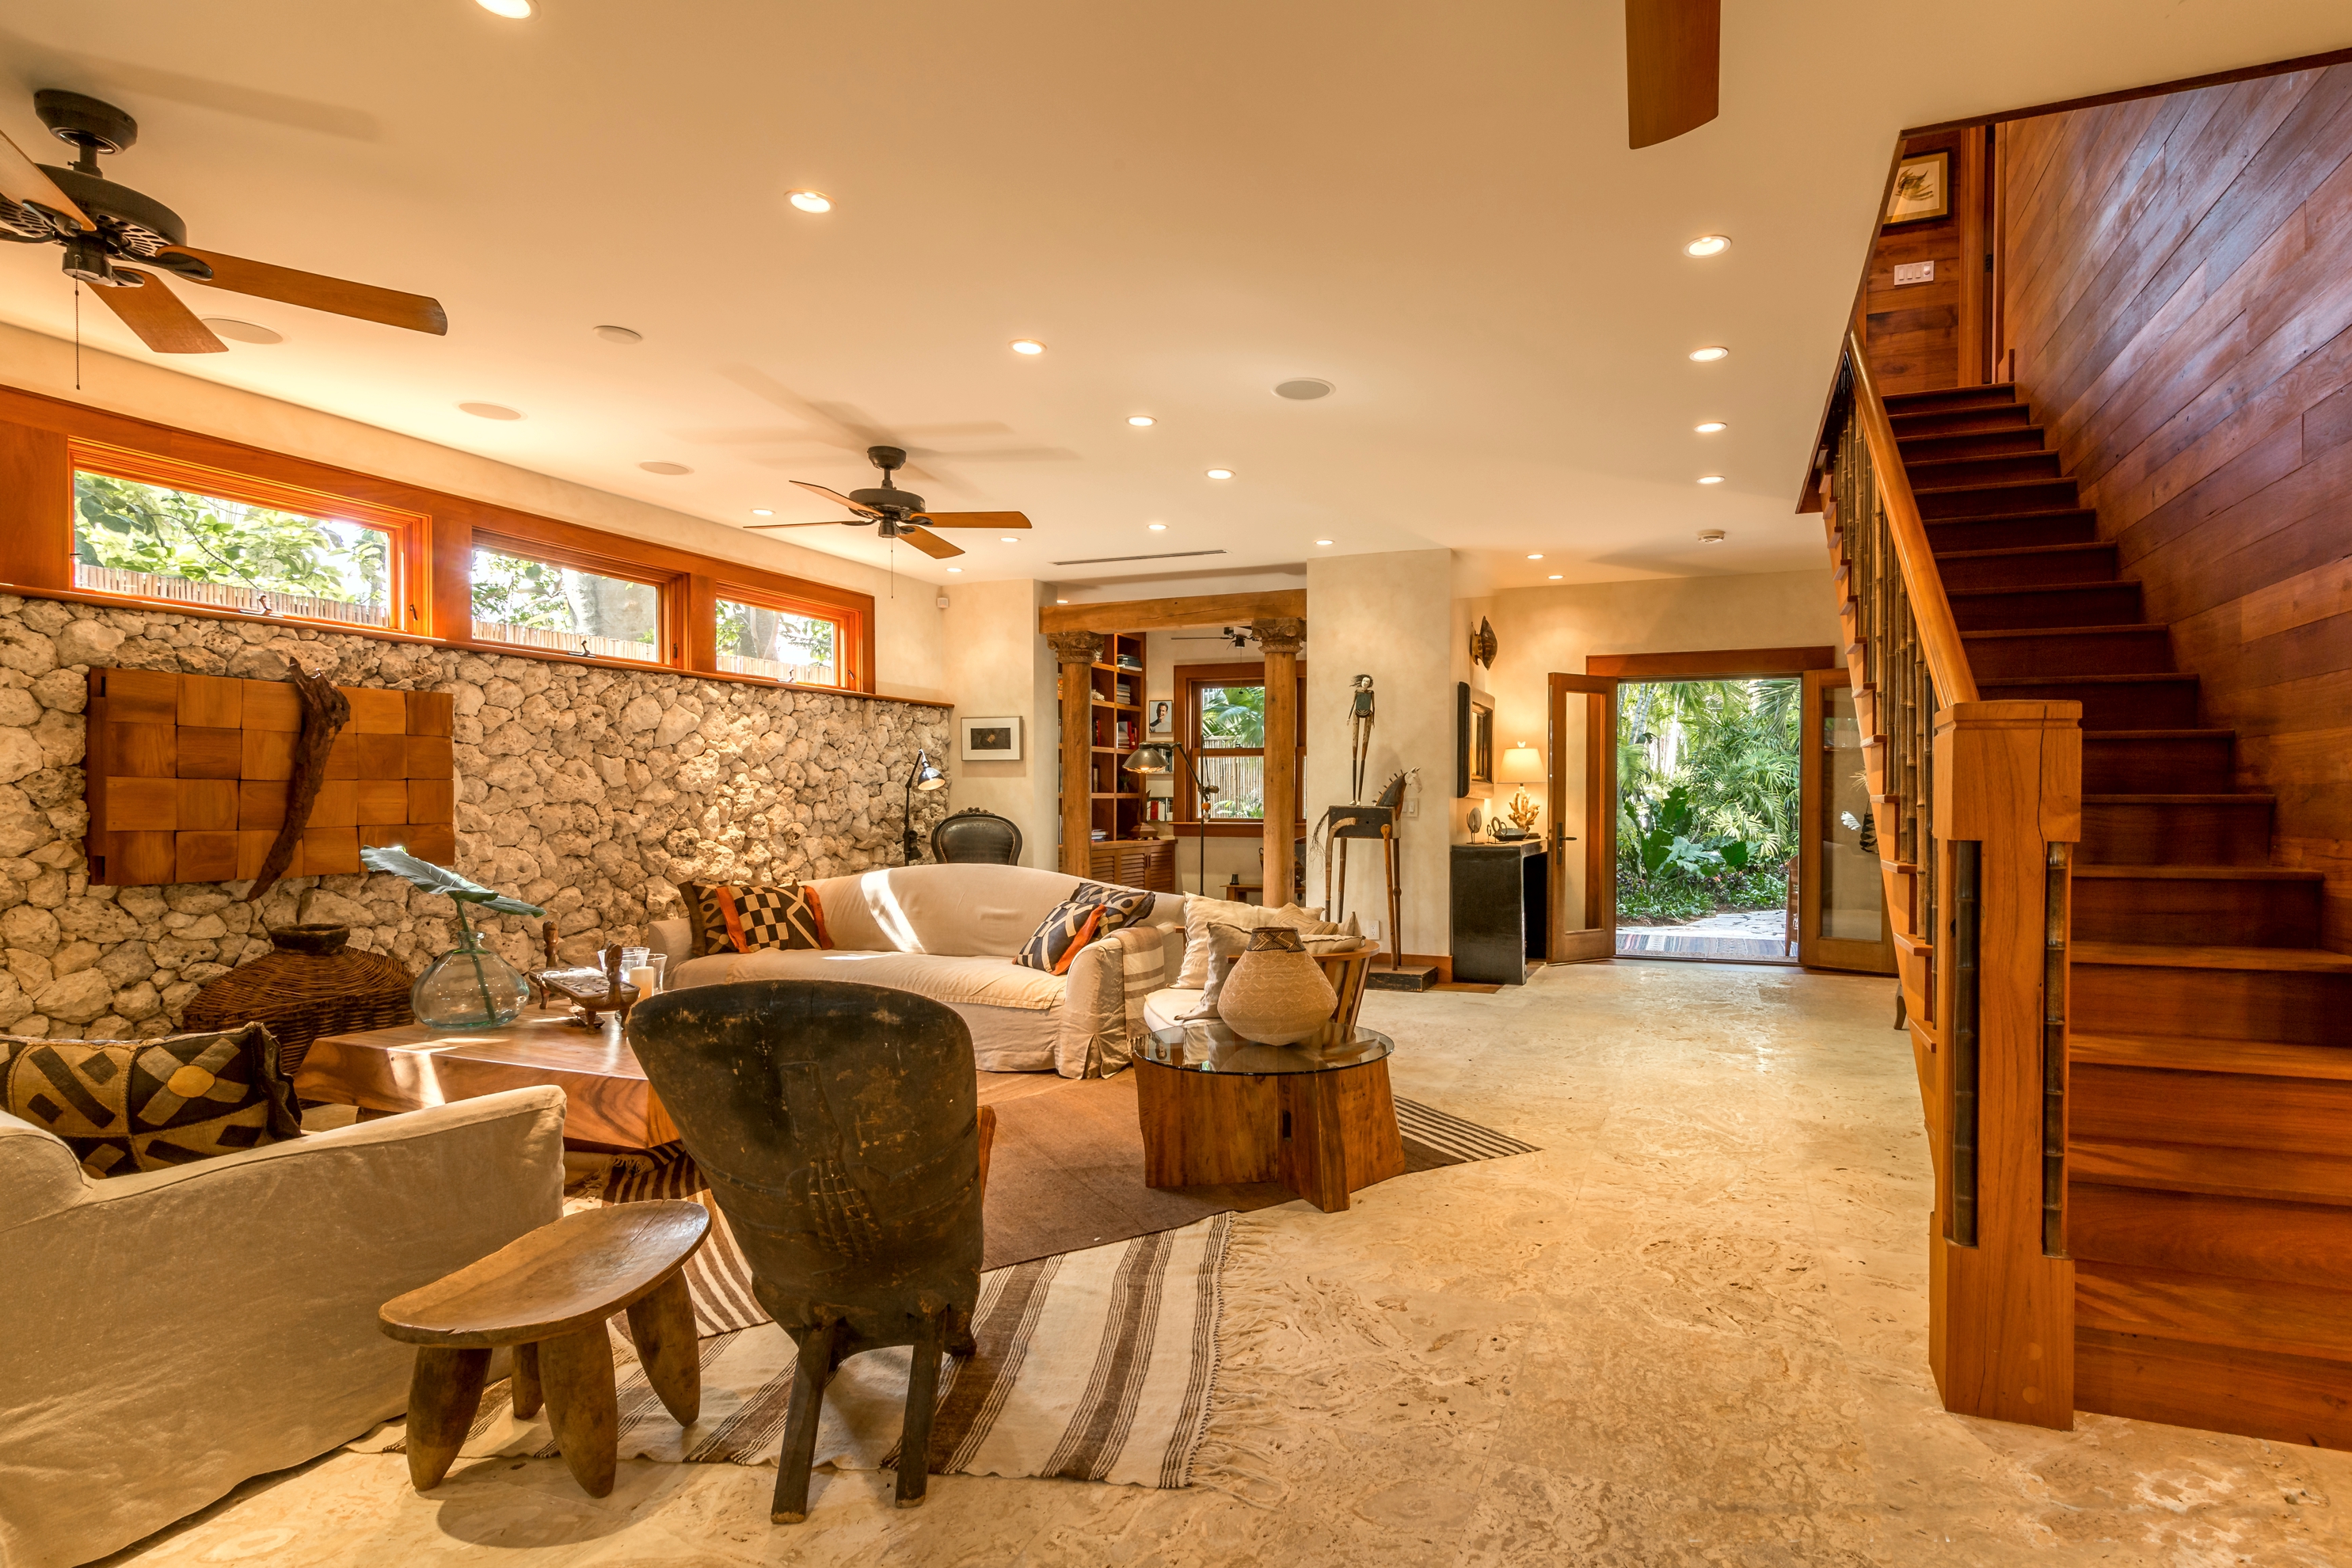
[1174,659,1305,828]
[67,438,432,637]
[0,381,893,698]
[468,531,679,669]
[702,577,871,695]
[1585,646,1839,680]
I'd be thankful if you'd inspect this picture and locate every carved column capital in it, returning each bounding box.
[1250,618,1307,657]
[1046,630,1106,665]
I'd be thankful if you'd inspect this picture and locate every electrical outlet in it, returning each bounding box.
[1405,797,1418,817]
[1893,260,1935,286]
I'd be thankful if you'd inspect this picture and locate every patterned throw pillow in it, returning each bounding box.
[681,880,830,956]
[1017,881,1155,975]
[1,1022,303,1178]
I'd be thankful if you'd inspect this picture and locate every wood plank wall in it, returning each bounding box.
[1863,129,1989,394]
[2002,65,2352,950]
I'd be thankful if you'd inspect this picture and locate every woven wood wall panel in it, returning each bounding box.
[86,668,457,887]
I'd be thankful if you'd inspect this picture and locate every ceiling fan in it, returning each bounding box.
[1624,0,1719,150]
[747,445,1030,561]
[0,89,447,353]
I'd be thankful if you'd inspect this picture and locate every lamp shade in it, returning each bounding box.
[1122,744,1175,776]
[910,750,947,791]
[1498,744,1543,783]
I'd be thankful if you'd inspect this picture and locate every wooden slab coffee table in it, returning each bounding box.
[1132,1022,1406,1212]
[298,1009,676,1150]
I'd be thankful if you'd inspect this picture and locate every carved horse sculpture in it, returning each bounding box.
[625,979,984,1521]
[1314,767,1418,970]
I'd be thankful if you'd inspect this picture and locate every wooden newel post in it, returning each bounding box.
[1049,631,1106,877]
[1253,617,1305,911]
[1929,698,2080,1430]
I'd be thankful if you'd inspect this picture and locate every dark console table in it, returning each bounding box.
[1450,841,1549,984]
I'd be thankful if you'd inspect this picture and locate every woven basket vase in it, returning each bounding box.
[1215,926,1339,1045]
[180,925,415,1077]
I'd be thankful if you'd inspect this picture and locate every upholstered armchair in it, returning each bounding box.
[0,1087,566,1568]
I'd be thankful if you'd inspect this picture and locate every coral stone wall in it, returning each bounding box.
[0,593,951,1039]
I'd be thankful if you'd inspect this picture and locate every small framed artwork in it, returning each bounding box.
[959,716,1022,762]
[1885,149,1950,226]
[1148,699,1172,733]
[1456,683,1494,798]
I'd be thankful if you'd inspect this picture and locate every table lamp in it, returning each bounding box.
[1495,744,1543,840]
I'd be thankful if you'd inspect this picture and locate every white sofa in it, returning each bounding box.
[650,864,1185,1078]
[0,1086,565,1568]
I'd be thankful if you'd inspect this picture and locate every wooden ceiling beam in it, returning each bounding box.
[1037,589,1306,635]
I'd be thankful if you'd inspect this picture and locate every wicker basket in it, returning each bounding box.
[180,924,415,1077]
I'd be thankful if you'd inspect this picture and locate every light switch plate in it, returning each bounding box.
[1893,260,1935,286]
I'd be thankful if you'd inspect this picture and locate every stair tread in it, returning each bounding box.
[2083,729,2234,740]
[1911,475,2080,495]
[2073,941,2352,974]
[1936,542,2115,559]
[1885,382,2018,405]
[1907,454,2065,476]
[1961,623,2168,638]
[1978,672,2194,686]
[1946,580,2141,599]
[2073,1032,2352,1080]
[1925,507,2099,527]
[2074,863,2322,881]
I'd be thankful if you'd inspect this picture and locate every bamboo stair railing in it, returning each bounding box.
[1813,331,2082,1429]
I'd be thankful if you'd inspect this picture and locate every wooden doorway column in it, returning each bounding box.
[1253,616,1305,909]
[1049,630,1105,875]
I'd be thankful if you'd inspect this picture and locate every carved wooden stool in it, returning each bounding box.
[379,1201,709,1498]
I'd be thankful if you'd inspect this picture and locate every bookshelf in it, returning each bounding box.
[1059,630,1151,847]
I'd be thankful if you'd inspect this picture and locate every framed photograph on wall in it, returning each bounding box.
[1456,682,1494,798]
[959,716,1022,762]
[1885,149,1950,225]
[1148,699,1171,733]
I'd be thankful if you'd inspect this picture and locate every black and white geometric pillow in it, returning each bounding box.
[714,881,830,953]
[1017,881,1155,974]
[1,1022,303,1178]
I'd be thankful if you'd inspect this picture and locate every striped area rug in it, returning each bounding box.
[354,1216,1232,1488]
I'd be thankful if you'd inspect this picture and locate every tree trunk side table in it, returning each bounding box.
[1133,1022,1406,1212]
[379,1201,709,1498]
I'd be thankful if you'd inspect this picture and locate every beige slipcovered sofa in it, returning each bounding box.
[0,1087,565,1568]
[651,864,1183,1077]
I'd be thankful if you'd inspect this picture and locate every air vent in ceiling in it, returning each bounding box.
[1049,548,1230,566]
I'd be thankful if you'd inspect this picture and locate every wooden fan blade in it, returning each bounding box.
[907,510,1030,530]
[790,479,883,518]
[96,271,226,354]
[161,247,448,335]
[744,519,862,529]
[1625,0,1719,150]
[898,528,965,560]
[0,128,92,230]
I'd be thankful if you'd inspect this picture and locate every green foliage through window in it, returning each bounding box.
[470,546,657,660]
[716,597,843,687]
[73,470,391,626]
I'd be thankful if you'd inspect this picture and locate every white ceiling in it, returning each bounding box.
[2,2,2344,591]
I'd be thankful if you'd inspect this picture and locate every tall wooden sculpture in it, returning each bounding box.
[1319,765,1417,972]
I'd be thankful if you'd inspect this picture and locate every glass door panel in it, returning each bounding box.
[1799,668,1897,973]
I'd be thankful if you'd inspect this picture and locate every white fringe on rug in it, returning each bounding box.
[354,1213,1232,1490]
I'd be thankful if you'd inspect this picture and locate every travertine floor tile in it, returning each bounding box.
[101,961,2350,1566]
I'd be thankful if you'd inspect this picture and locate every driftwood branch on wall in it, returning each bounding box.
[245,668,352,904]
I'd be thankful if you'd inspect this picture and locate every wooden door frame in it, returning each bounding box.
[1799,666,1900,975]
[1546,673,1616,963]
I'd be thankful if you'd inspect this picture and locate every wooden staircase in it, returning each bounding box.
[1888,382,2352,1451]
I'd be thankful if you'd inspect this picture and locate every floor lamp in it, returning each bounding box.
[901,750,946,863]
[1122,742,1218,894]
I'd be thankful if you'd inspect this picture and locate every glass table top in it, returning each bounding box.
[1137,1021,1395,1075]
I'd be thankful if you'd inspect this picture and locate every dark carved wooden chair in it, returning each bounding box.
[930,807,1023,865]
[624,980,983,1523]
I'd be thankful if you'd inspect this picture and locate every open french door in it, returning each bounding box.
[1545,673,1617,962]
[1798,667,1897,973]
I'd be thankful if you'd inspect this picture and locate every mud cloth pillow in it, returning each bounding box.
[682,880,831,956]
[1,1022,303,1178]
[1017,881,1155,975]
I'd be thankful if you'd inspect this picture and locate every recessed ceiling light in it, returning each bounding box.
[946,567,962,573]
[1698,474,1726,485]
[751,508,774,516]
[1698,529,1727,544]
[1274,378,1334,400]
[1315,539,1333,546]
[1695,421,1727,434]
[787,191,832,214]
[1527,553,1543,561]
[1147,523,1167,531]
[1056,598,1069,604]
[1000,536,1018,543]
[1689,345,1730,362]
[639,461,691,475]
[1127,415,1156,427]
[1010,339,1045,356]
[458,402,522,421]
[476,0,533,17]
[1684,234,1731,257]
[200,318,281,344]
[1548,573,1563,580]
[1205,468,1233,480]
[592,324,642,344]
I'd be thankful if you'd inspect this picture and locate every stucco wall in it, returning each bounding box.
[938,578,1057,867]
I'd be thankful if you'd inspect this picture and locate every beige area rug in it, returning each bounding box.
[356,1213,1233,1490]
